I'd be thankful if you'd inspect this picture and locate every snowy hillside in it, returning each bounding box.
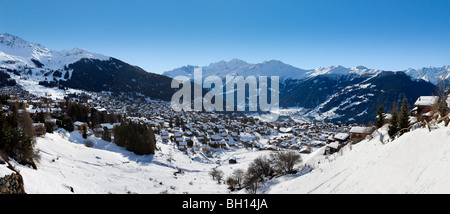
[8,128,280,194]
[11,129,225,194]
[265,123,450,194]
[8,121,450,194]
[0,33,175,101]
[0,33,109,71]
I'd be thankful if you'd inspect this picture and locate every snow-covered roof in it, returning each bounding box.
[447,96,450,108]
[349,126,373,134]
[334,133,350,141]
[100,123,114,130]
[74,121,86,126]
[327,142,340,149]
[279,127,293,133]
[414,96,438,107]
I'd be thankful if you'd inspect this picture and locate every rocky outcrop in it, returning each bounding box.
[0,173,26,194]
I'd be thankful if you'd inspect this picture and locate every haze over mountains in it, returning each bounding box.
[0,33,447,124]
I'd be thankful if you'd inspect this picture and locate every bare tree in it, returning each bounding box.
[232,169,245,189]
[437,71,450,118]
[270,150,303,174]
[243,171,260,194]
[209,168,224,183]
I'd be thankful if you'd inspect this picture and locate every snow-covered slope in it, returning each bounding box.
[13,122,450,194]
[0,33,175,101]
[307,65,381,77]
[0,33,109,71]
[13,129,230,194]
[265,124,450,194]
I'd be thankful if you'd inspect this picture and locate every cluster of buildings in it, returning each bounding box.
[3,84,448,159]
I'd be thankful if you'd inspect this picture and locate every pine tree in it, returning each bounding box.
[82,125,87,139]
[0,112,11,153]
[101,127,111,142]
[376,105,385,128]
[388,102,399,139]
[398,97,410,135]
[61,116,74,132]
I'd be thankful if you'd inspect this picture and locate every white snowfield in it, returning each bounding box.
[13,130,232,194]
[4,122,449,194]
[0,33,109,71]
[265,124,450,194]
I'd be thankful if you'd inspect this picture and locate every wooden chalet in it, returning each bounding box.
[349,126,374,143]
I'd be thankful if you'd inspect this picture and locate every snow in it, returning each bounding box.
[7,120,450,194]
[0,33,109,71]
[265,124,450,193]
[349,126,373,134]
[414,96,439,107]
[11,129,233,194]
[164,60,385,81]
[334,133,349,141]
[405,66,450,85]
[165,59,310,81]
[0,159,12,178]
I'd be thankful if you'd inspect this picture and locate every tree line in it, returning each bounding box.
[113,120,156,155]
[0,105,39,169]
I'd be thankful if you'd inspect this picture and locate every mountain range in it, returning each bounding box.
[0,33,175,101]
[1,33,447,124]
[164,60,446,123]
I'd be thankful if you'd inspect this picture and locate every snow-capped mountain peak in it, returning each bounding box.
[0,33,109,71]
[164,59,310,80]
[306,65,381,78]
[405,66,450,85]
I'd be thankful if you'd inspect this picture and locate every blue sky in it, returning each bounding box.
[0,0,449,74]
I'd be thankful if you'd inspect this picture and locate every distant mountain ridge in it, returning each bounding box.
[164,59,449,85]
[164,59,443,123]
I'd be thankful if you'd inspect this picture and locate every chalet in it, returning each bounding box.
[227,140,237,147]
[201,144,211,152]
[325,142,340,155]
[178,141,187,151]
[211,135,223,142]
[32,123,46,137]
[412,96,438,116]
[333,132,350,143]
[299,146,311,154]
[93,127,104,137]
[229,157,237,164]
[100,123,115,131]
[289,144,300,150]
[279,127,293,134]
[74,121,88,132]
[264,144,278,151]
[45,118,57,125]
[349,126,374,143]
